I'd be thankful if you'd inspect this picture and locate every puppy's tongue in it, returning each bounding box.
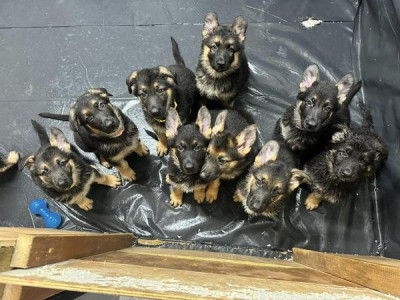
[295,122,303,130]
[113,127,124,137]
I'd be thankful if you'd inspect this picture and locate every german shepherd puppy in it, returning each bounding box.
[39,88,148,182]
[165,106,211,207]
[126,37,198,157]
[196,12,249,108]
[275,64,361,154]
[19,121,121,211]
[0,151,19,174]
[199,108,258,203]
[291,101,388,210]
[234,140,300,218]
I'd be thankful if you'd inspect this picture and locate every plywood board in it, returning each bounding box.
[2,284,59,300]
[293,248,400,297]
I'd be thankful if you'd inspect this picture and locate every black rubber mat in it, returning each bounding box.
[0,0,399,259]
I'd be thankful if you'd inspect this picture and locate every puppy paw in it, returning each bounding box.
[137,143,149,157]
[206,188,218,203]
[78,198,93,211]
[120,168,136,181]
[7,151,19,165]
[194,188,206,204]
[305,201,319,211]
[101,161,112,169]
[233,191,242,202]
[170,193,183,207]
[106,174,122,188]
[157,141,169,157]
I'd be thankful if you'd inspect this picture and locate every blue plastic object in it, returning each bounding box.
[29,199,62,228]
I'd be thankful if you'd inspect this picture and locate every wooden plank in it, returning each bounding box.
[0,246,14,298]
[2,285,59,300]
[0,259,393,299]
[82,247,359,287]
[0,228,95,236]
[11,233,134,268]
[293,248,400,297]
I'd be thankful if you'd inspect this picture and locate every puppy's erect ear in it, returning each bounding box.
[50,127,71,152]
[126,71,138,95]
[18,153,36,171]
[299,64,320,92]
[87,88,113,98]
[31,120,50,146]
[212,110,228,136]
[196,106,212,139]
[236,125,258,156]
[202,12,219,39]
[69,107,79,132]
[254,140,279,168]
[232,16,247,43]
[331,125,350,143]
[166,108,182,140]
[158,66,177,86]
[337,73,354,104]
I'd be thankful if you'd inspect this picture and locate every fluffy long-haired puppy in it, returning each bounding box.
[165,107,211,207]
[199,108,258,203]
[126,37,199,157]
[0,151,19,174]
[291,101,388,210]
[19,121,121,211]
[234,140,299,218]
[196,12,249,108]
[40,88,148,182]
[275,64,361,155]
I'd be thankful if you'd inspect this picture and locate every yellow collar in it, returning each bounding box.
[154,100,178,123]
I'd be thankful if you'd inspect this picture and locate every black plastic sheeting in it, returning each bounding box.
[0,0,399,259]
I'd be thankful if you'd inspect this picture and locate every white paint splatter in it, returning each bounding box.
[301,18,323,29]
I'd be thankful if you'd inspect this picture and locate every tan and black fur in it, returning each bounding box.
[234,140,300,218]
[275,64,361,158]
[290,101,388,210]
[19,121,121,211]
[165,107,211,207]
[196,12,249,108]
[0,151,19,174]
[199,108,258,203]
[126,37,199,157]
[39,88,148,181]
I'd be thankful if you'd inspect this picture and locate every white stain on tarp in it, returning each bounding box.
[301,18,323,29]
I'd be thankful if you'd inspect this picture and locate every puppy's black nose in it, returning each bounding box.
[216,58,225,67]
[184,162,194,170]
[305,119,317,129]
[150,107,160,116]
[341,168,353,178]
[57,178,68,188]
[200,171,208,180]
[250,200,262,211]
[104,118,115,128]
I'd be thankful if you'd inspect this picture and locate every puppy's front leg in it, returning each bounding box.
[156,133,169,157]
[73,196,94,211]
[98,154,112,169]
[0,151,19,173]
[133,139,149,157]
[94,173,122,188]
[305,192,323,210]
[116,160,136,181]
[206,178,220,203]
[170,188,183,207]
[194,185,206,204]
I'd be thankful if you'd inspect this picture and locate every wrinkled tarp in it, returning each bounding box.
[0,0,399,259]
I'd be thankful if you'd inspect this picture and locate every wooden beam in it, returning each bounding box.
[11,233,134,268]
[2,285,59,300]
[293,248,400,298]
[0,259,392,299]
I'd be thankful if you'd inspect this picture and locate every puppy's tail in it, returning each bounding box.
[39,112,69,121]
[171,37,185,66]
[31,120,50,146]
[358,100,374,130]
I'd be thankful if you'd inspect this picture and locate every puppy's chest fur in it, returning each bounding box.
[167,161,206,193]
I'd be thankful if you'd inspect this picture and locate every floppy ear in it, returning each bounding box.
[212,110,228,136]
[87,88,113,98]
[253,140,279,168]
[50,127,71,152]
[331,125,350,143]
[202,12,219,39]
[18,153,36,171]
[337,73,354,104]
[196,106,212,139]
[299,64,320,92]
[126,71,138,95]
[236,125,258,156]
[232,16,247,43]
[166,108,182,140]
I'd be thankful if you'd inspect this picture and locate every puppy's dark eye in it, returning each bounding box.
[306,99,313,107]
[156,88,165,94]
[256,178,263,187]
[177,145,185,152]
[42,167,49,175]
[211,44,218,51]
[218,157,227,165]
[98,102,105,109]
[193,144,201,151]
[227,47,234,54]
[206,150,211,158]
[140,92,147,98]
[358,158,366,165]
[272,188,280,197]
[338,150,348,158]
[58,160,67,167]
[86,114,93,122]
[323,105,331,112]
